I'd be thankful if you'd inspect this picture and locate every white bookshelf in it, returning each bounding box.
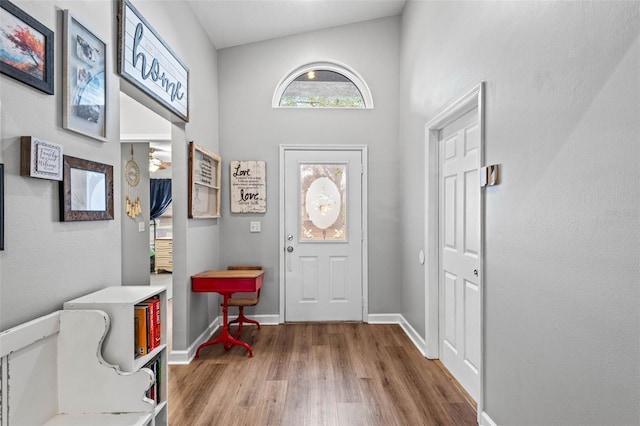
[64,286,168,426]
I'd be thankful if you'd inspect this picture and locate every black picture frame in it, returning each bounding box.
[0,163,4,250]
[60,156,114,222]
[0,0,54,95]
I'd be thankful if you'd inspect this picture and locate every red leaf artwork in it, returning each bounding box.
[2,24,45,79]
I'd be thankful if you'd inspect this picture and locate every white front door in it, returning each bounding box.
[439,108,481,401]
[283,148,364,322]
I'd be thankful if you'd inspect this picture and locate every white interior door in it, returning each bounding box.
[283,149,363,322]
[439,108,481,401]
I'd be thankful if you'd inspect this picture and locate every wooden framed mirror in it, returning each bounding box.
[60,155,114,221]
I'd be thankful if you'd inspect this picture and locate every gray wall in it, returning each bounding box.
[0,0,220,357]
[1,0,121,330]
[217,16,402,316]
[120,141,151,285]
[399,1,639,424]
[119,0,221,351]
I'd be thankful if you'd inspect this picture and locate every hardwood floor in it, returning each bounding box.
[168,323,477,425]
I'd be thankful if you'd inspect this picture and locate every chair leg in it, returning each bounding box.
[228,307,261,338]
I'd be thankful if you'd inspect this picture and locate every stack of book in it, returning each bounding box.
[134,296,161,357]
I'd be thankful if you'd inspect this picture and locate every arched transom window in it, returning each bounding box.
[273,61,374,109]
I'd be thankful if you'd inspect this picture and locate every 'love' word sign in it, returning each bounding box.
[230,161,267,213]
[118,0,189,121]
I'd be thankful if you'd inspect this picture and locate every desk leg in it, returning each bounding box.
[195,293,254,358]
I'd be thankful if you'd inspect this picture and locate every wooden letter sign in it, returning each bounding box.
[118,0,189,121]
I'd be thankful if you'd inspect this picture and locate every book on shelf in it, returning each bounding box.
[134,305,148,357]
[144,354,162,403]
[134,295,161,358]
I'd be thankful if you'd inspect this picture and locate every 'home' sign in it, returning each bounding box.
[118,0,189,122]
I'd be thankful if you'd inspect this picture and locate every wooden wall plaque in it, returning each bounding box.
[188,142,220,218]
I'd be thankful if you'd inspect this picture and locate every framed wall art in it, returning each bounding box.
[117,0,189,122]
[230,160,266,213]
[188,142,220,219]
[60,155,114,221]
[20,136,63,180]
[0,0,54,94]
[63,10,107,141]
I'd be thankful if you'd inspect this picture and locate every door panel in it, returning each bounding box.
[300,257,319,301]
[329,256,348,300]
[284,149,363,322]
[439,108,480,401]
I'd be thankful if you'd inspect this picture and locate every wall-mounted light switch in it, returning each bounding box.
[138,222,145,232]
[250,221,261,233]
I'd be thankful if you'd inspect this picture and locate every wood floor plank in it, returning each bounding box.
[168,323,477,426]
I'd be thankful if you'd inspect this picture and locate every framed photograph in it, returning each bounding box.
[63,10,107,142]
[60,155,114,221]
[0,0,54,94]
[188,142,221,219]
[0,163,4,250]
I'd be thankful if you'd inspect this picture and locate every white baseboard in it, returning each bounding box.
[168,316,221,365]
[250,314,280,325]
[368,314,426,357]
[172,313,426,363]
[168,314,279,364]
[480,411,497,426]
[171,312,491,423]
[367,313,403,324]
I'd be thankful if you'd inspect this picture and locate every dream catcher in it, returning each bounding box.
[125,144,142,218]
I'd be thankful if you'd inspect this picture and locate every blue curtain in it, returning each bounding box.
[150,179,172,220]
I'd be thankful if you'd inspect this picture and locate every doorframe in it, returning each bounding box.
[278,144,369,323]
[424,82,485,419]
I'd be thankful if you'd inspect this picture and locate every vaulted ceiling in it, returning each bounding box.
[186,0,407,49]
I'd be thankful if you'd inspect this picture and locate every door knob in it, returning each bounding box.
[287,246,294,253]
[473,269,478,277]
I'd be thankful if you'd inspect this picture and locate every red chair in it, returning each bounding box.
[224,266,262,338]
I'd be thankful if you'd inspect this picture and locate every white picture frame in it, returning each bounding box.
[63,10,107,142]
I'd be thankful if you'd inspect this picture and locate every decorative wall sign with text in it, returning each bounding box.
[117,0,189,122]
[20,136,63,180]
[230,160,266,213]
[189,142,220,218]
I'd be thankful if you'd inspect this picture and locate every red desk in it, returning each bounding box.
[192,269,264,358]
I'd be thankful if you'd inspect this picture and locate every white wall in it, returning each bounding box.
[399,1,639,424]
[0,0,220,358]
[217,16,401,317]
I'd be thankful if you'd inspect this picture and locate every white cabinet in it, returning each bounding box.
[64,286,168,426]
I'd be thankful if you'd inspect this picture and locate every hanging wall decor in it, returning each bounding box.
[0,0,54,94]
[20,136,63,180]
[188,142,220,219]
[59,155,114,221]
[62,10,107,142]
[124,144,141,218]
[117,0,189,122]
[230,160,266,213]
